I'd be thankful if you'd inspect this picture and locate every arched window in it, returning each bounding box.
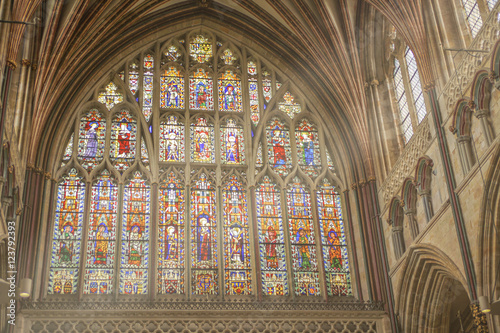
[391,45,428,144]
[48,30,353,299]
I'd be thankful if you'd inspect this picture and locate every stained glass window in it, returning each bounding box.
[161,66,184,109]
[128,62,139,97]
[287,178,320,296]
[191,117,215,163]
[190,35,212,64]
[191,173,218,295]
[48,169,85,294]
[141,139,149,169]
[256,176,288,295]
[248,61,260,125]
[221,49,236,65]
[120,172,150,294]
[279,92,301,119]
[189,68,214,110]
[462,0,483,37]
[266,118,292,176]
[158,172,185,294]
[223,175,251,295]
[61,133,73,167]
[98,82,123,111]
[160,115,185,162]
[143,54,154,122]
[84,170,118,294]
[256,142,263,169]
[262,70,272,105]
[317,179,351,296]
[295,119,321,177]
[165,45,181,62]
[110,111,137,171]
[220,118,245,165]
[52,31,354,300]
[218,70,242,112]
[77,109,106,171]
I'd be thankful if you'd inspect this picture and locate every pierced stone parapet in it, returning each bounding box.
[380,118,432,207]
[441,3,500,111]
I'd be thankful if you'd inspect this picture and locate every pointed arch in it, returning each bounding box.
[388,197,406,259]
[415,156,434,222]
[401,178,419,239]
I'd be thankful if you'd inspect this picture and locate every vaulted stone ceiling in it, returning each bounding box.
[8,0,429,183]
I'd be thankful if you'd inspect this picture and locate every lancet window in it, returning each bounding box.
[47,30,352,299]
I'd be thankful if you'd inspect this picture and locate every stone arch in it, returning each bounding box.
[401,178,419,239]
[471,69,495,145]
[450,99,475,174]
[414,156,434,222]
[388,197,405,259]
[396,244,471,333]
[477,142,500,329]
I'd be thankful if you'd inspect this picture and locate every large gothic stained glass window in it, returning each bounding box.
[48,30,353,299]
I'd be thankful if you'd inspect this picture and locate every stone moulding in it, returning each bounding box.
[379,117,432,207]
[26,318,381,333]
[21,299,384,312]
[441,3,500,111]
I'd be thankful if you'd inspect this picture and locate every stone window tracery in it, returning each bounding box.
[48,30,352,298]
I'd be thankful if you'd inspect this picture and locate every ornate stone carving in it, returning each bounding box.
[442,5,500,111]
[379,118,432,207]
[27,318,379,333]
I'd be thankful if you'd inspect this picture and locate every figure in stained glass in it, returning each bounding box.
[196,214,212,262]
[327,229,342,269]
[167,81,180,107]
[196,83,207,108]
[59,219,75,263]
[296,226,311,269]
[165,223,178,260]
[301,132,314,165]
[118,122,131,157]
[94,217,110,265]
[127,223,142,266]
[264,224,278,269]
[229,224,244,264]
[192,117,214,163]
[189,68,213,110]
[84,122,99,158]
[272,128,286,165]
[160,116,184,162]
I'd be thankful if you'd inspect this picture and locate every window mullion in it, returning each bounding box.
[310,190,328,300]
[150,182,158,300]
[280,186,295,300]
[77,180,93,299]
[248,186,262,300]
[114,183,125,298]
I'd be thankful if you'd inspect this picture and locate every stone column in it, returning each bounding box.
[475,108,494,146]
[391,226,405,259]
[418,188,433,223]
[457,136,474,174]
[404,208,419,239]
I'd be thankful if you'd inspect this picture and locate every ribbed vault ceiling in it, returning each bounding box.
[6,0,430,182]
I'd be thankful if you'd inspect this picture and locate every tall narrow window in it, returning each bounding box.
[223,175,251,295]
[220,118,245,165]
[256,176,288,295]
[110,110,137,171]
[296,119,321,177]
[393,58,413,143]
[160,115,185,162]
[120,171,150,294]
[405,47,427,124]
[287,178,320,296]
[48,169,85,294]
[143,54,154,122]
[161,66,184,109]
[218,70,242,112]
[266,118,291,176]
[191,173,218,295]
[158,172,185,294]
[77,109,106,171]
[84,170,118,294]
[191,117,215,163]
[317,179,352,296]
[248,60,260,125]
